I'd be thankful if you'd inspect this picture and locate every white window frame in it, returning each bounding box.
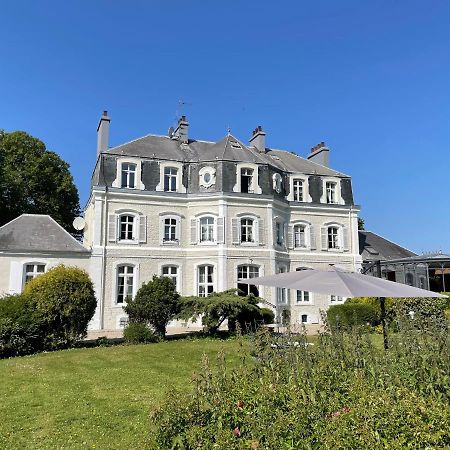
[120,162,137,189]
[272,173,283,193]
[240,217,255,244]
[327,225,340,250]
[199,166,216,188]
[232,162,262,194]
[160,214,181,245]
[295,267,313,304]
[293,223,308,249]
[198,215,216,244]
[237,264,260,297]
[276,265,288,305]
[114,263,138,306]
[112,157,145,190]
[22,262,46,288]
[287,175,310,202]
[118,213,138,242]
[330,295,345,304]
[156,161,186,193]
[161,264,181,292]
[321,177,342,205]
[196,264,215,297]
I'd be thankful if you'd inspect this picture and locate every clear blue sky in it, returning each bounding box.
[1,1,449,253]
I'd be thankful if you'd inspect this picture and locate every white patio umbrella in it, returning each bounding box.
[239,265,446,349]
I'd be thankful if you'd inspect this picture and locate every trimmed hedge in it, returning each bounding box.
[327,303,379,331]
[123,322,159,344]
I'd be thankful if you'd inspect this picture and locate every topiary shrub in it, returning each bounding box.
[123,322,159,344]
[327,303,379,331]
[124,276,180,338]
[23,265,97,349]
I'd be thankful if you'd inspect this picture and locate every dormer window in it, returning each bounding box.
[240,168,254,193]
[273,173,282,193]
[164,167,178,192]
[326,182,337,204]
[121,163,136,189]
[293,179,304,201]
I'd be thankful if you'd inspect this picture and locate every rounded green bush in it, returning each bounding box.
[123,322,159,344]
[260,307,275,324]
[327,303,379,331]
[23,264,96,349]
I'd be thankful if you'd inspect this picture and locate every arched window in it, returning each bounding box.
[301,314,308,324]
[237,265,259,297]
[405,272,414,286]
[162,265,179,291]
[198,265,214,297]
[116,265,135,304]
[119,214,136,241]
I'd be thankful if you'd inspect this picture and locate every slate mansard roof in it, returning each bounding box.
[103,133,348,178]
[0,215,89,254]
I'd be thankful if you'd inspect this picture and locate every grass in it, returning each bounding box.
[0,337,243,450]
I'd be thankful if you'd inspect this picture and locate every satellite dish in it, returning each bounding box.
[168,126,175,138]
[73,217,86,231]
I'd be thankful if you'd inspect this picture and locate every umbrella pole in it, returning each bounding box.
[379,296,388,350]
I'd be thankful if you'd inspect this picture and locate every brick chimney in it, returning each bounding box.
[249,126,266,153]
[307,141,330,167]
[97,110,110,156]
[174,115,189,143]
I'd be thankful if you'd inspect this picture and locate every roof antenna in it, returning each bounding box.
[227,125,231,135]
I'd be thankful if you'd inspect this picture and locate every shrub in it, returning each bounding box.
[23,265,96,349]
[149,323,450,449]
[124,276,180,338]
[327,303,379,331]
[260,307,275,324]
[123,322,159,344]
[0,294,45,357]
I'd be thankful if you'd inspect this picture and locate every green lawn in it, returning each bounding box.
[0,338,243,450]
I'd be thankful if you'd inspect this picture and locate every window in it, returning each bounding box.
[121,163,137,189]
[405,273,414,286]
[162,265,179,291]
[295,268,311,303]
[117,265,134,304]
[293,179,304,202]
[237,265,259,297]
[301,314,308,324]
[198,265,214,297]
[326,182,337,204]
[328,226,339,249]
[241,218,254,243]
[24,263,45,285]
[275,222,284,246]
[330,295,344,303]
[164,218,178,242]
[199,166,216,188]
[199,217,215,243]
[119,215,135,241]
[294,224,307,248]
[276,266,287,304]
[164,167,178,192]
[240,168,254,193]
[273,173,282,193]
[119,317,129,328]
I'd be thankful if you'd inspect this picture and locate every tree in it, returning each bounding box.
[124,276,180,338]
[178,289,263,334]
[358,217,365,230]
[23,265,97,348]
[0,130,80,231]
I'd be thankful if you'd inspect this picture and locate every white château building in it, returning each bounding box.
[0,112,362,333]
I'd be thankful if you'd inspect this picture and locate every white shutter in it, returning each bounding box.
[231,218,239,244]
[258,218,265,246]
[138,215,147,243]
[217,217,225,244]
[190,218,197,245]
[287,225,294,249]
[321,227,328,251]
[9,261,23,294]
[310,226,316,250]
[343,226,350,252]
[108,214,117,242]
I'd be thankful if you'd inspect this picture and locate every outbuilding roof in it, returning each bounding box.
[359,230,416,262]
[0,214,89,254]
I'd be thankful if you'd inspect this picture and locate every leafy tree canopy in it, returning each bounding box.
[0,130,80,231]
[177,289,263,334]
[124,276,180,338]
[357,217,365,230]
